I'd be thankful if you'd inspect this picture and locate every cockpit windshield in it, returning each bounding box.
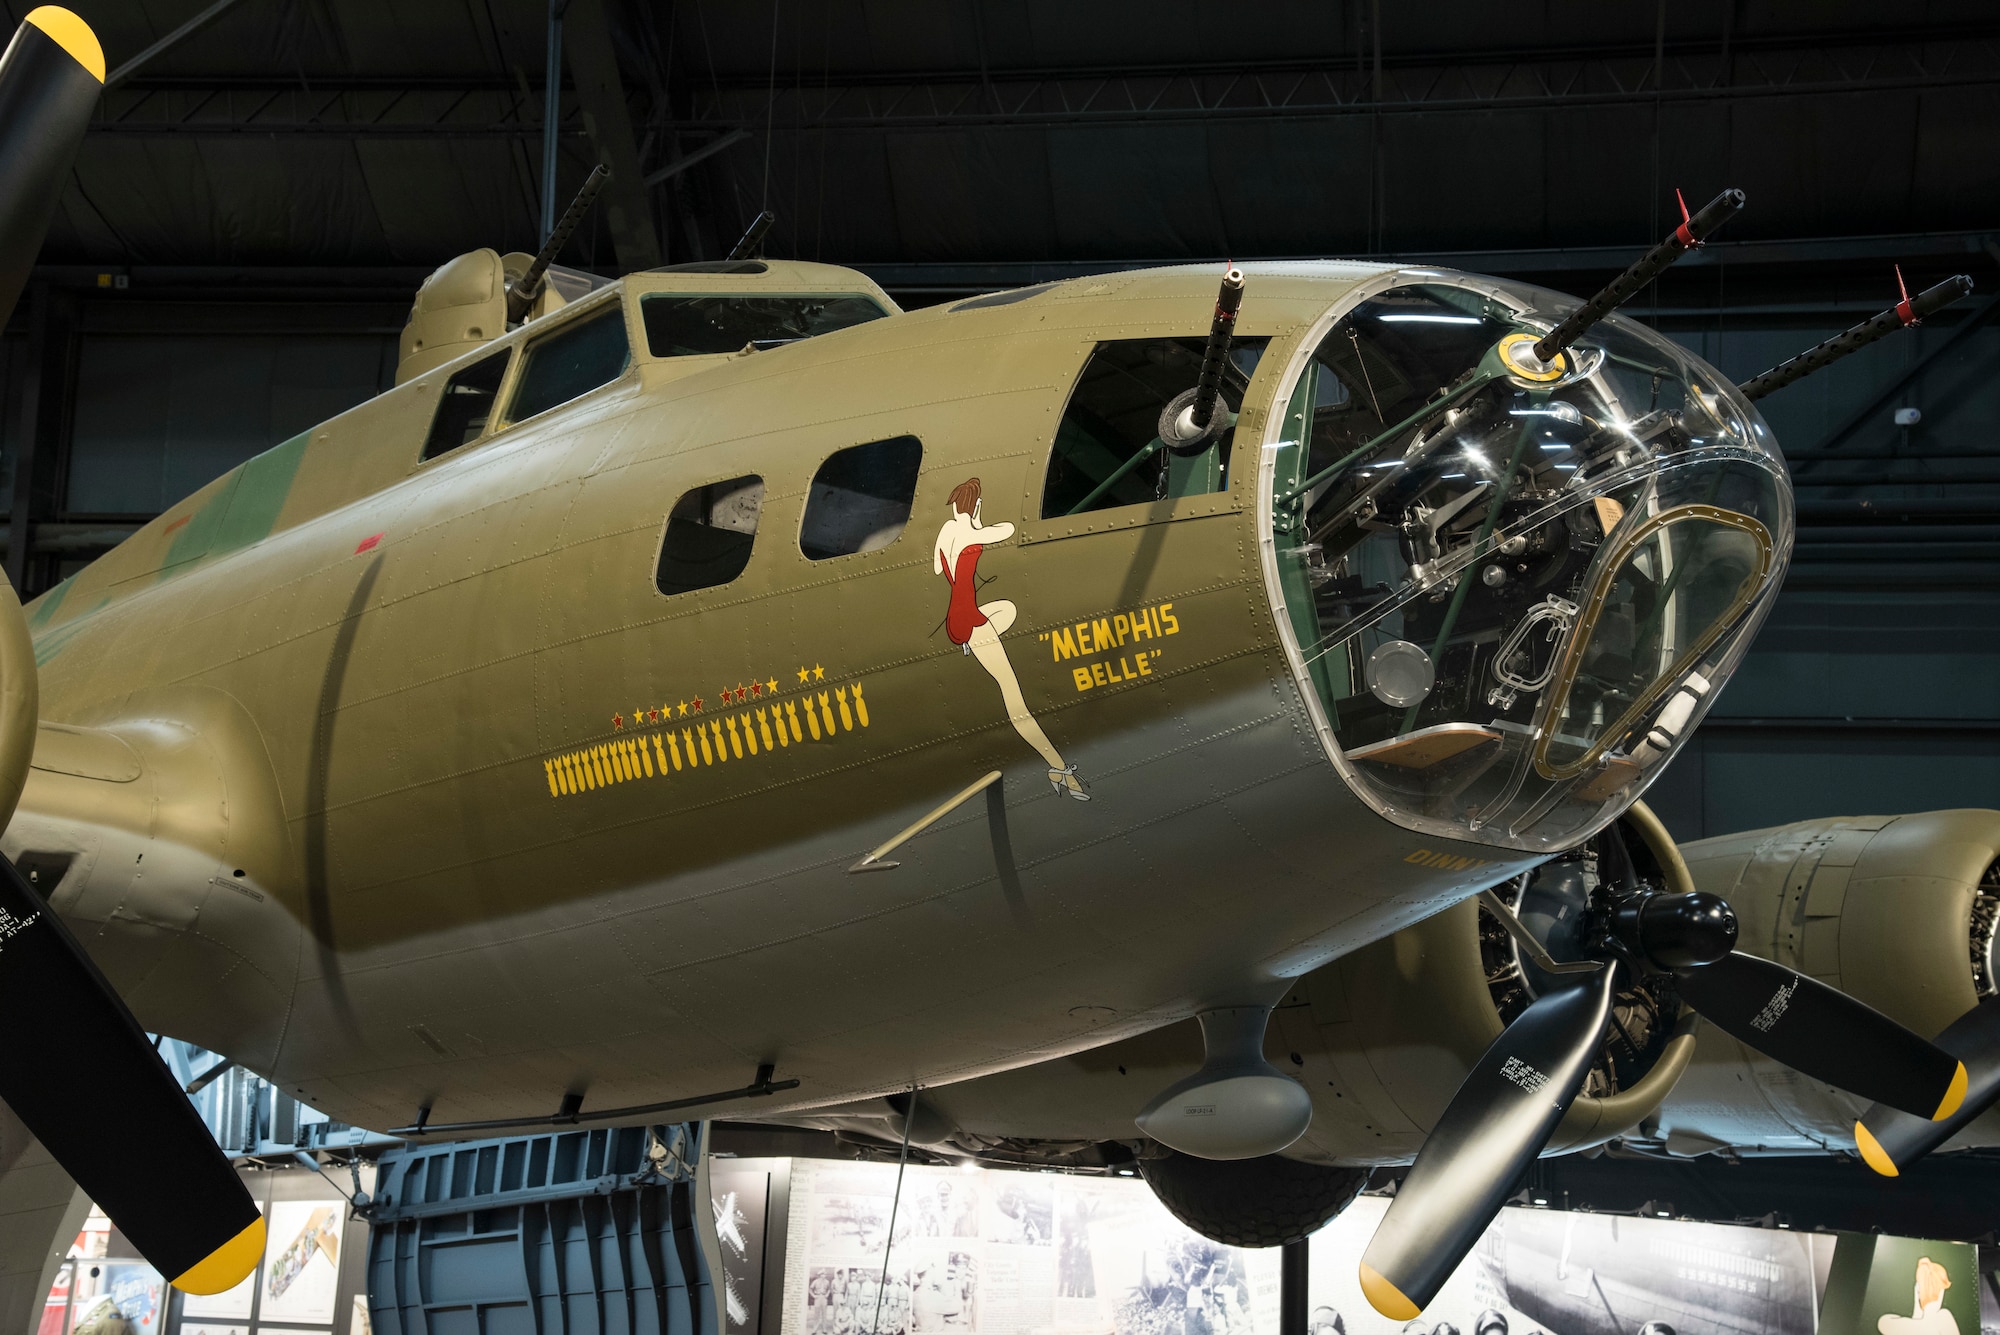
[1261,275,1792,850]
[641,293,888,356]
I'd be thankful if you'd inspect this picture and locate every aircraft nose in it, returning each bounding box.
[1262,273,1790,852]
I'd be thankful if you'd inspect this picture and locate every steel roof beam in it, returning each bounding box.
[104,0,254,90]
[556,0,659,269]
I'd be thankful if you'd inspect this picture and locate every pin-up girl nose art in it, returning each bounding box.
[935,477,1088,802]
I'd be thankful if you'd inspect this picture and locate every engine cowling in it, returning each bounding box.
[1647,808,2000,1155]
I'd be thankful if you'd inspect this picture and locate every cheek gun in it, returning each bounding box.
[1521,187,1747,373]
[1738,269,1975,401]
[1157,266,1247,451]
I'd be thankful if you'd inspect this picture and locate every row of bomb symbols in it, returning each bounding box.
[547,683,871,798]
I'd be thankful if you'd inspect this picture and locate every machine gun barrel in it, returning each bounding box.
[1738,274,1975,402]
[1532,188,1745,364]
[507,163,611,323]
[1190,267,1246,432]
[727,210,776,262]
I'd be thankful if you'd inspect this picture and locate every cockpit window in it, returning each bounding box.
[1041,338,1267,519]
[640,293,887,356]
[510,304,630,423]
[422,347,510,460]
[1265,278,1793,849]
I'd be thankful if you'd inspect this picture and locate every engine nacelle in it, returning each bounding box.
[1650,808,2000,1156]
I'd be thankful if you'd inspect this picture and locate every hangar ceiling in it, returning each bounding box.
[37,0,2000,279]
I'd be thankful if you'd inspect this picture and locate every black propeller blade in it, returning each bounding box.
[1358,966,1616,1319]
[1677,953,1966,1121]
[0,16,266,1288]
[1600,823,1965,1122]
[0,853,266,1290]
[1854,999,2000,1178]
[0,7,104,328]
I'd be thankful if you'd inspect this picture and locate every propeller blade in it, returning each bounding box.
[1676,952,1967,1122]
[0,8,105,329]
[1359,966,1616,1319]
[1854,999,2000,1177]
[0,854,265,1291]
[0,10,260,1286]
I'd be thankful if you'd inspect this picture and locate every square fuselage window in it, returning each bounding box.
[657,476,765,595]
[799,436,924,560]
[1040,337,1267,519]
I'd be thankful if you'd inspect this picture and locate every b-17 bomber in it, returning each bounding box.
[0,8,1993,1324]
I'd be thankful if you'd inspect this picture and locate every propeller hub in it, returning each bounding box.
[1626,891,1738,970]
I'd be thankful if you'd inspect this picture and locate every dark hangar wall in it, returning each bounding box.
[2,0,1996,841]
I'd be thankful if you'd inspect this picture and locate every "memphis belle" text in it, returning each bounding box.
[1039,602,1180,693]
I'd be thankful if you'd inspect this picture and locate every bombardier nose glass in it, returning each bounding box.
[1265,278,1792,850]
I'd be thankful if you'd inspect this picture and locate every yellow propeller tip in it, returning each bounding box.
[170,1215,265,1295]
[24,7,104,83]
[1855,1120,1900,1179]
[1933,1062,1969,1121]
[1358,1263,1421,1321]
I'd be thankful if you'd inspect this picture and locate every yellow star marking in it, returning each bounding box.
[766,677,778,695]
[677,700,688,717]
[813,663,825,681]
[797,666,811,683]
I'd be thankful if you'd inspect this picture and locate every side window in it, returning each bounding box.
[656,475,764,595]
[1040,337,1267,519]
[421,348,510,460]
[799,436,923,560]
[509,304,630,424]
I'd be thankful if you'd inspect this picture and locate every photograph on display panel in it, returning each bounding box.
[261,1201,346,1325]
[1308,1196,1831,1335]
[779,1160,1278,1335]
[804,1265,912,1335]
[909,1249,978,1333]
[897,1178,979,1242]
[713,1167,773,1335]
[1820,1235,1977,1335]
[989,1179,1053,1248]
[71,1265,164,1335]
[1048,1177,1266,1335]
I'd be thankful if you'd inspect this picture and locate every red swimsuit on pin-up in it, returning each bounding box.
[941,544,987,645]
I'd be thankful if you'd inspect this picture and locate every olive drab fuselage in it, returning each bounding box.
[14,261,1604,1132]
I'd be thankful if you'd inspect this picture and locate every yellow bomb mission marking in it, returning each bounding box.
[545,681,871,798]
[1038,601,1181,694]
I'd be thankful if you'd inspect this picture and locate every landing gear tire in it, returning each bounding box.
[1137,1149,1370,1248]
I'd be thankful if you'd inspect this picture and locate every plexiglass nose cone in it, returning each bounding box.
[1264,273,1791,852]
